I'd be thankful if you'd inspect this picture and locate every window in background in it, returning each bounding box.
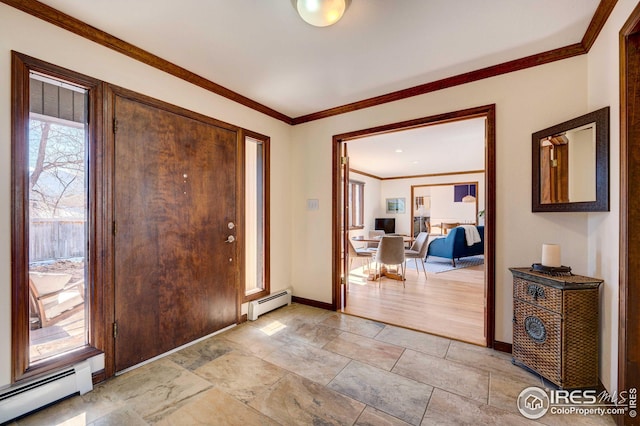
[244,135,270,300]
[348,180,364,229]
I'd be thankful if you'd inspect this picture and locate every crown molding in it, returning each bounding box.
[351,168,485,181]
[292,43,585,124]
[581,0,617,51]
[292,0,616,124]
[0,0,293,125]
[2,0,616,125]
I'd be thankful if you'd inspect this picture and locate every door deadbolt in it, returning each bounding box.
[225,235,236,243]
[227,222,235,229]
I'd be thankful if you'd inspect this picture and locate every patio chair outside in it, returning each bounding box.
[29,272,85,329]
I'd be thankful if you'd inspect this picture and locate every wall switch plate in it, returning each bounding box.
[307,199,319,210]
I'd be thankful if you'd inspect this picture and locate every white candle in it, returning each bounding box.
[541,244,561,267]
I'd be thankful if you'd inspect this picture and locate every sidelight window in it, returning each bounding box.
[348,180,364,229]
[244,135,270,301]
[12,53,103,381]
[28,74,89,362]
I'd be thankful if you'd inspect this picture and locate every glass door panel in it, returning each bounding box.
[28,73,89,363]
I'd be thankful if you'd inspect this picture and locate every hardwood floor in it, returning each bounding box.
[343,259,486,346]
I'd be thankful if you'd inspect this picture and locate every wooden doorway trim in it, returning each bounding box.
[619,4,640,424]
[332,104,497,347]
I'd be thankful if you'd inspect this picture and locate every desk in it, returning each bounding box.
[351,236,412,244]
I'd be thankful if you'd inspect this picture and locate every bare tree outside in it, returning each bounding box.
[29,119,86,219]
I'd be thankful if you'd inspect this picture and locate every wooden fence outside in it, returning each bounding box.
[30,219,85,262]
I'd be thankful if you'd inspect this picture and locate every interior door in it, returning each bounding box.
[341,142,350,308]
[113,95,239,372]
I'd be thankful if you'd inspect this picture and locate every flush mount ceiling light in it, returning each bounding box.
[295,0,351,27]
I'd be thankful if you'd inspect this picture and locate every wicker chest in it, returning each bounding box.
[510,267,602,389]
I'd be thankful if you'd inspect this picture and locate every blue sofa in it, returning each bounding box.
[426,226,484,266]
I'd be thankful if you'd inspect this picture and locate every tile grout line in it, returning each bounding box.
[487,371,493,407]
[321,327,410,371]
[389,347,406,372]
[420,386,435,424]
[443,338,452,359]
[171,334,289,425]
[244,372,293,426]
[324,357,355,390]
[350,404,368,426]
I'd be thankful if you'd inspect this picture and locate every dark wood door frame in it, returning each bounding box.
[332,104,497,347]
[619,4,640,424]
[10,51,106,383]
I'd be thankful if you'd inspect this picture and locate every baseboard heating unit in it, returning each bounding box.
[0,360,93,424]
[248,289,292,321]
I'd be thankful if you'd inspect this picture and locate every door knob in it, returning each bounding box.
[225,235,236,243]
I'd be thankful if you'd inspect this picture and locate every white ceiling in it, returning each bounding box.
[37,0,600,119]
[347,117,486,178]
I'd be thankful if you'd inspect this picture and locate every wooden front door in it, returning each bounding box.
[113,94,239,372]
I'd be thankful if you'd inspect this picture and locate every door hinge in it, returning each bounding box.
[113,221,117,236]
[341,277,345,285]
[113,118,118,133]
[340,156,348,165]
[113,322,118,339]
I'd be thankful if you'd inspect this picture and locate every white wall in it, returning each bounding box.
[348,172,484,238]
[429,185,477,227]
[585,0,639,394]
[0,4,293,387]
[379,173,485,235]
[290,56,591,366]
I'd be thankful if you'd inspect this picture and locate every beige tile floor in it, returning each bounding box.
[13,304,615,426]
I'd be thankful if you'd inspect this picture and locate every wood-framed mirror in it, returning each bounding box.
[532,106,610,212]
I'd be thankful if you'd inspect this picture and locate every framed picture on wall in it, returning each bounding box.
[454,183,477,202]
[386,198,406,214]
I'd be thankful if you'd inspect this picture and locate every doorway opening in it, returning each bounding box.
[332,105,496,347]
